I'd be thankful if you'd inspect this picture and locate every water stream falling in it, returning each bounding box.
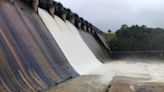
[38,8,102,75]
[36,8,164,92]
[38,8,164,86]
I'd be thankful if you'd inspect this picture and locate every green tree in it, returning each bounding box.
[105,24,164,51]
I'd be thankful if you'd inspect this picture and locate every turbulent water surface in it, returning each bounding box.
[90,59,164,84]
[46,59,164,92]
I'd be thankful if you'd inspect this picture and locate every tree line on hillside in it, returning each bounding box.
[106,24,164,51]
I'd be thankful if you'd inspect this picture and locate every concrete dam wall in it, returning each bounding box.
[0,0,110,92]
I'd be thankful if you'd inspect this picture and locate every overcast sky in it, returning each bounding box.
[56,0,164,32]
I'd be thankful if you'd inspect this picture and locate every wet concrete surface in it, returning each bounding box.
[45,75,164,92]
[45,75,108,92]
[109,76,164,92]
[0,1,78,91]
[45,59,164,92]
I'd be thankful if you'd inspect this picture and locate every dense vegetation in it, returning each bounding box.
[106,25,164,51]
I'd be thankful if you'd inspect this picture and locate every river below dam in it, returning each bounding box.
[46,59,164,92]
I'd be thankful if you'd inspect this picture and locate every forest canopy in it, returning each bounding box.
[106,25,164,51]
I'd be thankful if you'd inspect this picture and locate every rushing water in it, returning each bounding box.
[38,8,102,75]
[89,59,164,84]
[46,59,164,92]
[37,8,164,92]
[38,8,164,86]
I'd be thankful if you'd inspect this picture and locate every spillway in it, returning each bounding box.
[79,30,110,62]
[0,0,112,91]
[0,1,78,92]
[38,8,102,75]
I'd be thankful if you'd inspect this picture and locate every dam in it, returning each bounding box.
[0,0,110,91]
[1,0,164,92]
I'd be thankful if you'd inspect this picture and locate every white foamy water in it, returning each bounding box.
[38,8,101,75]
[38,8,164,85]
[89,59,164,84]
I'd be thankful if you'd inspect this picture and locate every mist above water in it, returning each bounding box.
[89,59,164,84]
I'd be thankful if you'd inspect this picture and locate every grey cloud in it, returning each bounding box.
[56,0,164,32]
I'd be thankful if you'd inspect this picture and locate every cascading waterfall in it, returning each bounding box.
[38,8,164,86]
[38,8,102,75]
